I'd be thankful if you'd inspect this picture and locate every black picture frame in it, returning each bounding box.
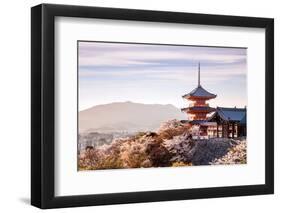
[31,3,274,209]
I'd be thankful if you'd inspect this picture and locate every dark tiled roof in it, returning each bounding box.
[188,120,210,125]
[183,85,217,99]
[240,114,246,124]
[210,107,247,122]
[181,106,216,112]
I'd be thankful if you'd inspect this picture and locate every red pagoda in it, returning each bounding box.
[181,63,217,135]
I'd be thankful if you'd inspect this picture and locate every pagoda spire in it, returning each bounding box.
[181,61,217,121]
[198,62,201,86]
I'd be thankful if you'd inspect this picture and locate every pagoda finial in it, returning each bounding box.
[198,62,201,86]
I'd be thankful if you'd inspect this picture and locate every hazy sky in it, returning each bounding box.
[78,41,247,111]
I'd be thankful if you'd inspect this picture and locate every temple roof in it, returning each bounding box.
[209,107,247,122]
[182,63,216,99]
[188,120,210,125]
[182,85,217,99]
[181,106,216,112]
[240,114,246,124]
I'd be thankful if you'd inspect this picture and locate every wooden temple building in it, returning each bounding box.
[181,63,246,138]
[208,107,246,138]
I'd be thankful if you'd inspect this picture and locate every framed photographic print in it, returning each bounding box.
[31,3,274,209]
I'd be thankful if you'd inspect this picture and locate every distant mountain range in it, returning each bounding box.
[79,101,186,133]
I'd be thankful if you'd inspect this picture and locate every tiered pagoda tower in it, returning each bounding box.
[181,63,217,123]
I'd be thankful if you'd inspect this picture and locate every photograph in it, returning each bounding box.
[77,41,247,171]
[29,3,274,209]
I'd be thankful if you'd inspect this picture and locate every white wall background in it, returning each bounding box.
[0,0,279,212]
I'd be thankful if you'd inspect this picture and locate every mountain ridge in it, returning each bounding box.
[79,101,186,133]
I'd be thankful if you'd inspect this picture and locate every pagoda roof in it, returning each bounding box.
[182,85,217,99]
[181,106,216,112]
[188,120,215,125]
[209,107,246,122]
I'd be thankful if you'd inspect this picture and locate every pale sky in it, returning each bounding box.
[78,41,247,111]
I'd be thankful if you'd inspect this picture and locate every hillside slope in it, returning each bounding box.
[79,102,186,133]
